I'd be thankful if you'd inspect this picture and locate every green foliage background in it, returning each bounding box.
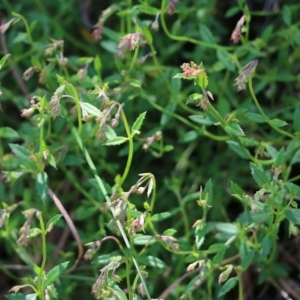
[1,0,300,299]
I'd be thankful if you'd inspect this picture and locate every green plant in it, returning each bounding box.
[1,0,300,299]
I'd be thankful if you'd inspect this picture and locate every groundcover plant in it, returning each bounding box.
[1,0,300,299]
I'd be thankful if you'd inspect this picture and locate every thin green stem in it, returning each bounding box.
[37,214,47,300]
[143,93,229,141]
[129,44,139,72]
[160,0,235,51]
[126,0,132,33]
[119,109,133,186]
[237,273,243,300]
[248,78,299,142]
[12,12,34,46]
[69,120,151,300]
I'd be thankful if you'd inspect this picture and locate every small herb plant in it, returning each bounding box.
[1,0,300,299]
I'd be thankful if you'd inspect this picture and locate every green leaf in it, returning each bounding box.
[197,71,208,89]
[0,54,11,69]
[112,289,128,300]
[227,140,249,159]
[250,162,271,188]
[199,24,216,44]
[291,149,300,164]
[74,206,97,220]
[186,93,202,104]
[129,79,141,88]
[9,143,36,170]
[45,261,69,286]
[273,147,285,168]
[63,154,85,166]
[244,112,265,123]
[293,107,300,132]
[36,172,48,201]
[189,115,213,126]
[225,6,240,18]
[203,178,213,205]
[142,25,153,45]
[133,235,156,245]
[171,70,182,94]
[173,73,191,79]
[224,123,244,136]
[13,32,29,44]
[0,127,19,139]
[208,243,227,253]
[269,118,288,128]
[105,125,117,140]
[132,112,147,134]
[147,177,154,198]
[31,56,42,69]
[215,223,238,234]
[239,242,255,270]
[80,102,100,116]
[137,255,167,269]
[282,5,292,25]
[217,49,235,71]
[237,209,273,224]
[163,228,177,236]
[94,55,102,72]
[151,212,171,222]
[134,5,159,15]
[231,181,244,197]
[103,136,128,146]
[259,236,273,260]
[165,146,176,155]
[28,228,42,238]
[195,224,207,249]
[212,247,226,264]
[46,214,62,232]
[5,293,38,300]
[285,208,300,225]
[160,102,176,126]
[218,277,238,297]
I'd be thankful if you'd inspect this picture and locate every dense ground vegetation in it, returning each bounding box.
[1,0,300,299]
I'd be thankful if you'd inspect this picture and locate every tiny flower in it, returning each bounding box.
[110,118,119,128]
[138,282,146,298]
[137,52,151,64]
[218,265,233,283]
[230,15,246,44]
[151,13,160,31]
[168,0,179,15]
[157,235,180,252]
[58,53,68,67]
[50,104,61,119]
[129,213,145,234]
[181,61,205,78]
[96,123,107,142]
[117,33,145,59]
[136,187,146,194]
[92,24,103,42]
[20,107,35,118]
[23,67,39,81]
[187,261,200,272]
[77,67,87,80]
[289,222,300,237]
[234,59,258,92]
